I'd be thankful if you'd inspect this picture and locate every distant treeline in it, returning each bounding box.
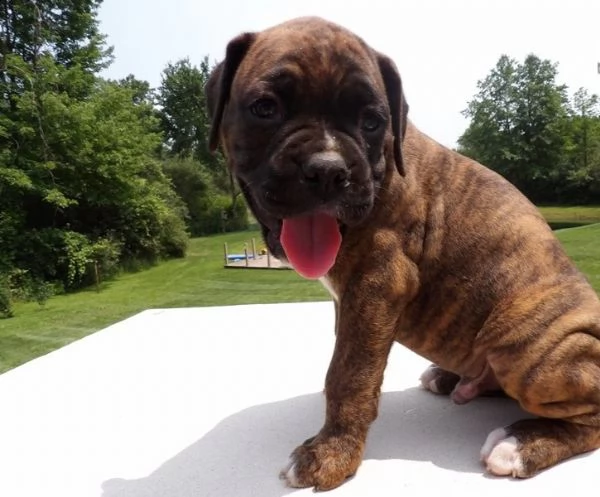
[458,55,600,204]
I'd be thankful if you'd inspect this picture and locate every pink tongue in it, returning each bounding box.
[281,213,342,279]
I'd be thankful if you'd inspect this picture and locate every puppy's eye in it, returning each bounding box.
[361,112,382,133]
[250,98,279,119]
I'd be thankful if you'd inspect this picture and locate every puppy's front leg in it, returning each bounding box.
[281,294,397,490]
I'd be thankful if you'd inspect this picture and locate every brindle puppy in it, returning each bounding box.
[206,16,600,491]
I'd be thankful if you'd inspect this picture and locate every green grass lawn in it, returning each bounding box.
[555,223,600,290]
[1,209,599,374]
[0,231,328,373]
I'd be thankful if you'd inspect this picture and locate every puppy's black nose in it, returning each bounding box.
[302,152,349,196]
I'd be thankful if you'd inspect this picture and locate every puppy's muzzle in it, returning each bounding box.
[302,151,350,200]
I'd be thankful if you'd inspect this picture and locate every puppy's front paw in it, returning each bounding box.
[279,434,363,490]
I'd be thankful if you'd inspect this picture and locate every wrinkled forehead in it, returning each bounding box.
[234,21,383,94]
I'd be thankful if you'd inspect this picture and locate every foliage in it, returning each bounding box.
[0,0,188,309]
[0,268,55,318]
[562,88,600,200]
[156,57,219,168]
[459,54,600,203]
[162,157,248,236]
[194,193,249,235]
[157,59,206,156]
[156,57,248,235]
[0,274,13,318]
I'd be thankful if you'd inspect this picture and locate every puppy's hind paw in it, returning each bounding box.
[419,364,460,395]
[480,427,525,477]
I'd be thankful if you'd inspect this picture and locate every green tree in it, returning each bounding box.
[157,59,207,157]
[563,88,600,200]
[0,0,188,307]
[162,157,248,236]
[156,56,247,235]
[513,55,568,196]
[156,57,232,187]
[117,74,152,105]
[459,54,569,201]
[458,55,520,181]
[0,0,112,98]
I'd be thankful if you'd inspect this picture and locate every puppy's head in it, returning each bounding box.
[207,17,408,278]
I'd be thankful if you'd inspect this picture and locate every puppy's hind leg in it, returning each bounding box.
[421,363,506,404]
[483,331,600,477]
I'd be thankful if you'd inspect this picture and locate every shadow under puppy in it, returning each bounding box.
[206,16,600,491]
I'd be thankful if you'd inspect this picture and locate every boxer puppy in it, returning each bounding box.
[206,16,600,491]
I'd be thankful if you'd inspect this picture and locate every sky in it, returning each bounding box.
[97,0,600,148]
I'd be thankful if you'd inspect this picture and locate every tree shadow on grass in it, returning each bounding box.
[101,387,530,497]
[547,221,591,230]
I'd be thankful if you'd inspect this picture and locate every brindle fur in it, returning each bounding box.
[207,17,600,491]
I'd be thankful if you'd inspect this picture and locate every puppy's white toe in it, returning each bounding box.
[481,427,524,477]
[279,458,301,487]
[419,365,441,393]
[480,427,508,460]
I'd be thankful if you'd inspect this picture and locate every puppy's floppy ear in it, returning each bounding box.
[376,53,409,176]
[206,32,256,152]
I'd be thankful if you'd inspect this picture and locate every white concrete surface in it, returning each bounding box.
[0,301,598,496]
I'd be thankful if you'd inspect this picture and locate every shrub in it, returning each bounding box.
[27,278,54,307]
[0,269,55,318]
[225,197,249,232]
[61,231,94,288]
[193,194,249,236]
[0,273,13,318]
[158,210,189,258]
[16,229,125,291]
[162,157,249,236]
[89,237,122,282]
